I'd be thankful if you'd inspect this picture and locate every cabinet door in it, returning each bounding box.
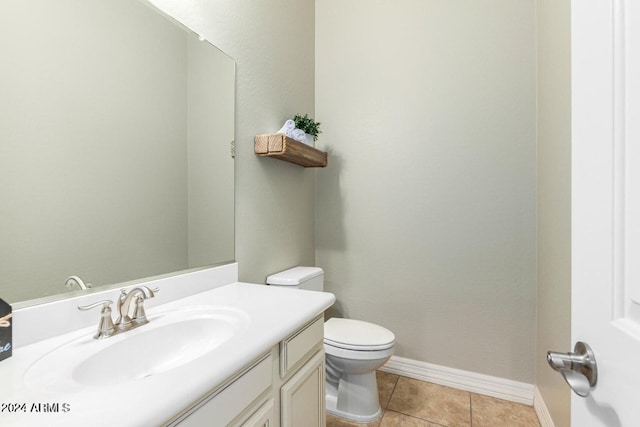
[281,349,325,427]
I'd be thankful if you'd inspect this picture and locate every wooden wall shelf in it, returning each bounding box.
[255,133,328,168]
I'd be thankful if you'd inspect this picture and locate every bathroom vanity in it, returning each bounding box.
[0,263,334,426]
[173,315,326,426]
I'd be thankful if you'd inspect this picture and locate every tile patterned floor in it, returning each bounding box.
[326,372,541,427]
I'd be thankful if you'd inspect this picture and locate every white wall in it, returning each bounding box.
[535,0,572,424]
[147,0,317,283]
[316,0,537,383]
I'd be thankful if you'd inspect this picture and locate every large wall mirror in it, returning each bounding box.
[0,0,235,306]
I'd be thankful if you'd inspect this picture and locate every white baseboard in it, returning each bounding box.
[533,386,556,427]
[380,355,535,406]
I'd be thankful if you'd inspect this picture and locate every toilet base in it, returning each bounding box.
[326,394,382,423]
[325,369,383,423]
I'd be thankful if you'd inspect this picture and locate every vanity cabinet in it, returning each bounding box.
[168,315,325,427]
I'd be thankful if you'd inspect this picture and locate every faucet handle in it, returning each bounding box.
[78,300,113,311]
[78,300,115,339]
[130,287,158,325]
[132,295,150,325]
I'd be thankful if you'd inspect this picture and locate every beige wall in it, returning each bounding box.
[535,0,572,424]
[187,36,235,268]
[148,0,317,283]
[316,0,537,383]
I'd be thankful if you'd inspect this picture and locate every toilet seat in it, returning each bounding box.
[324,340,395,360]
[323,338,393,351]
[324,318,395,355]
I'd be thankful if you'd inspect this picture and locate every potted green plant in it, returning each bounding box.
[293,114,321,147]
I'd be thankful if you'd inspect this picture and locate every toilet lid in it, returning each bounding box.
[324,318,395,351]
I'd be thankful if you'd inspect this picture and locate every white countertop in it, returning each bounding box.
[0,282,335,426]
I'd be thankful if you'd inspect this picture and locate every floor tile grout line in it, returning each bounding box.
[373,371,540,427]
[383,373,400,409]
[384,409,448,427]
[385,375,468,427]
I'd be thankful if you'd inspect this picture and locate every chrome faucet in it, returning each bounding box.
[65,275,91,290]
[115,286,157,330]
[78,286,158,339]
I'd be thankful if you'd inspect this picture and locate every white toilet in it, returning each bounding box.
[267,266,395,423]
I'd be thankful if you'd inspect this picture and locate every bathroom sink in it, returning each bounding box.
[23,306,250,392]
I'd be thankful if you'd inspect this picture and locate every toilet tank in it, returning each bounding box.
[266,266,324,291]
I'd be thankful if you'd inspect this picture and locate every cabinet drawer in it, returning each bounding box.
[177,353,272,426]
[280,315,324,376]
[240,399,275,427]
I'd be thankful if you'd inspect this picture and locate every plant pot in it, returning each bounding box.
[304,133,315,147]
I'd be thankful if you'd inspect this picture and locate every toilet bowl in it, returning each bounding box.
[266,267,395,423]
[324,318,395,422]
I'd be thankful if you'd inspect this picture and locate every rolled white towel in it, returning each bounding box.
[283,128,295,139]
[277,119,296,134]
[291,128,306,143]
